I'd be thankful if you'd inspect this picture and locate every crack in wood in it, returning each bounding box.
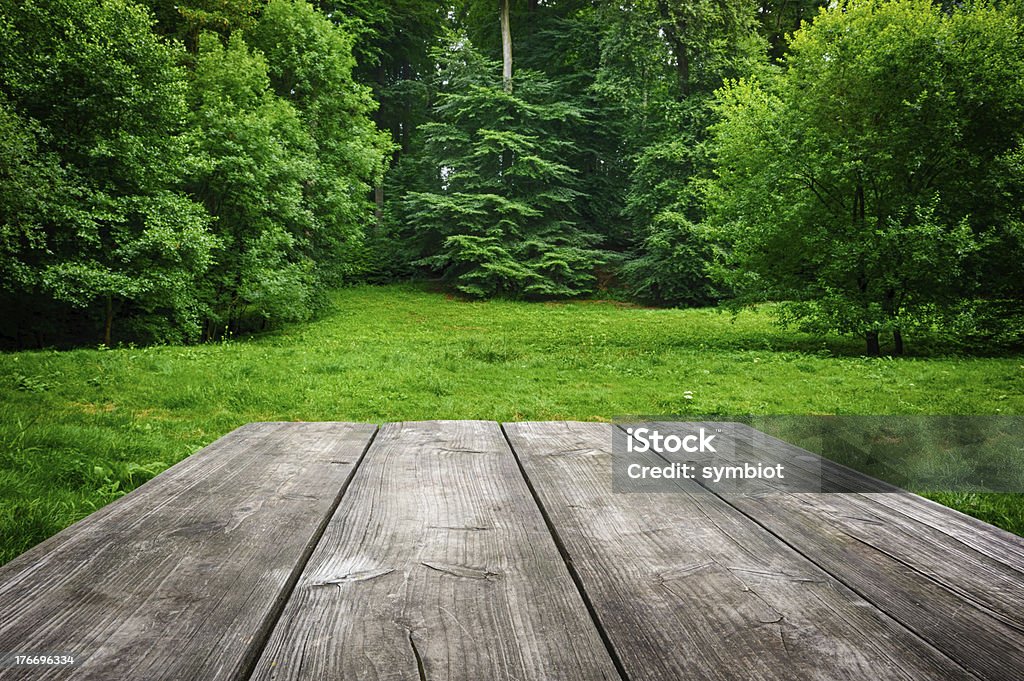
[310,568,395,587]
[836,513,885,526]
[551,448,600,457]
[427,525,491,532]
[777,622,791,657]
[727,566,825,584]
[407,629,428,681]
[421,561,500,581]
[656,562,715,582]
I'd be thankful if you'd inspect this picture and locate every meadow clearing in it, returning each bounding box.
[2,284,1022,563]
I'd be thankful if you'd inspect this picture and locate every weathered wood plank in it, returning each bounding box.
[724,422,1024,571]
[734,420,1024,584]
[250,420,620,681]
[680,422,1024,680]
[0,421,376,681]
[868,492,1024,571]
[669,421,1024,614]
[505,421,977,681]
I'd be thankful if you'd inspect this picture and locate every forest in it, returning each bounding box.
[1,0,1021,356]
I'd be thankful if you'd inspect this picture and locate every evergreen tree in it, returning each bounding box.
[399,41,603,298]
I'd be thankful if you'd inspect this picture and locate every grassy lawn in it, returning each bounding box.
[2,283,1023,563]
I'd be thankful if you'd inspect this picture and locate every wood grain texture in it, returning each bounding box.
[691,422,1024,680]
[0,421,376,681]
[250,420,619,681]
[724,422,1024,570]
[505,421,978,681]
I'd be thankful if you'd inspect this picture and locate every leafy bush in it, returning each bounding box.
[0,0,216,344]
[0,0,390,347]
[621,212,720,307]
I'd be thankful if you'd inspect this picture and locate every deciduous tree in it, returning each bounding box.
[708,0,1024,354]
[0,0,215,345]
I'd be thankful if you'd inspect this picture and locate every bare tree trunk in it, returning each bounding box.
[866,330,880,357]
[499,0,514,176]
[374,183,384,226]
[883,288,904,356]
[104,296,113,348]
[500,0,513,92]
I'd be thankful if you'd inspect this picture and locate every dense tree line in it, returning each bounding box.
[1,0,1022,353]
[373,0,1023,354]
[0,0,389,346]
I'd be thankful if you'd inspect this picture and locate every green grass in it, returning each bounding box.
[2,283,1023,562]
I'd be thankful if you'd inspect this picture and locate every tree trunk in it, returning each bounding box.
[676,20,689,95]
[499,0,514,175]
[866,330,880,357]
[104,296,114,348]
[883,287,903,356]
[656,0,688,96]
[374,183,384,226]
[500,0,513,92]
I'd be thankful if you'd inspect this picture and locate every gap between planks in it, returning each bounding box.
[234,424,380,681]
[0,423,379,681]
[499,422,634,681]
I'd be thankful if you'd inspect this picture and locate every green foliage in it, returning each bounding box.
[485,1,630,247]
[594,0,765,306]
[0,95,75,292]
[318,0,446,152]
[757,0,826,61]
[186,31,319,331]
[249,0,394,284]
[0,0,216,342]
[620,211,721,307]
[3,0,1023,350]
[618,112,724,306]
[0,0,390,346]
[145,0,262,49]
[399,41,604,298]
[708,0,1024,354]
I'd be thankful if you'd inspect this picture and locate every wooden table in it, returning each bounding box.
[1,421,1022,680]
